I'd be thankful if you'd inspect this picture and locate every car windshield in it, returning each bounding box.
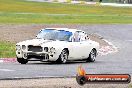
[36,29,73,41]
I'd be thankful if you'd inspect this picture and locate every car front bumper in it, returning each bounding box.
[16,50,60,61]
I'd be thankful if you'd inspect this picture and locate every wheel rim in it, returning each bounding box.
[90,50,96,61]
[61,50,68,63]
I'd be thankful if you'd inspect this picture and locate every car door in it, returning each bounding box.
[78,31,93,59]
[68,32,82,60]
[68,31,87,60]
[80,40,93,58]
[68,42,83,60]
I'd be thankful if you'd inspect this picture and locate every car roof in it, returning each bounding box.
[43,28,83,33]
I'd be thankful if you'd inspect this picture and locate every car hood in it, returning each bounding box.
[17,39,67,47]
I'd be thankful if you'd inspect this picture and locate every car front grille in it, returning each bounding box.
[28,45,43,52]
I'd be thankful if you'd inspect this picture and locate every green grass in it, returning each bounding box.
[0,0,132,24]
[0,41,16,58]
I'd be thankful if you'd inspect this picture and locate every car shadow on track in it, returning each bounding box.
[27,61,101,65]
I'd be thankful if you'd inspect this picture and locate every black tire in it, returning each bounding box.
[87,49,97,62]
[57,49,68,64]
[17,58,28,64]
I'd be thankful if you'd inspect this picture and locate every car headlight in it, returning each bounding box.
[16,45,21,51]
[44,47,48,52]
[22,45,26,50]
[50,47,56,54]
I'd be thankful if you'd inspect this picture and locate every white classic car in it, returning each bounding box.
[16,28,99,64]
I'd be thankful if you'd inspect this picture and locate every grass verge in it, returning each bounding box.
[0,0,132,24]
[0,41,16,58]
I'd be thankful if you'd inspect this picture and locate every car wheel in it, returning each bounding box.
[57,49,68,64]
[17,58,28,64]
[87,49,97,62]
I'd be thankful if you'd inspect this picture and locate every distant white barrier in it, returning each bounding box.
[71,1,81,4]
[101,3,132,7]
[26,0,132,7]
[57,0,68,2]
[85,2,97,5]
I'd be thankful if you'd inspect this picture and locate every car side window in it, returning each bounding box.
[71,31,88,42]
[72,32,80,42]
[78,31,88,41]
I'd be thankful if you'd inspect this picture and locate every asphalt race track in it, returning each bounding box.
[0,24,132,79]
